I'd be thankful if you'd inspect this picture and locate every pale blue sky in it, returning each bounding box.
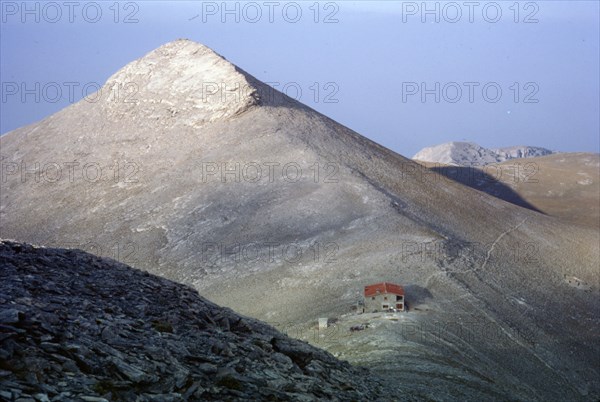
[1,1,598,156]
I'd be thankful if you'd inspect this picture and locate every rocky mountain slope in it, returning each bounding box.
[0,240,402,401]
[419,153,599,228]
[1,39,598,400]
[494,153,599,228]
[413,142,555,166]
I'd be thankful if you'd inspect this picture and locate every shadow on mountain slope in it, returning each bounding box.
[430,165,545,214]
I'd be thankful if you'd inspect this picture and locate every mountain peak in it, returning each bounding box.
[102,39,260,126]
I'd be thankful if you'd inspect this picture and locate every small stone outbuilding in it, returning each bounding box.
[364,282,405,312]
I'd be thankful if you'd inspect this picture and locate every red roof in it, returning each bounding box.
[364,282,404,297]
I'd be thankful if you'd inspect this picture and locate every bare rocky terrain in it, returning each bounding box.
[417,153,599,228]
[487,153,600,228]
[1,39,599,400]
[413,141,555,166]
[0,239,402,401]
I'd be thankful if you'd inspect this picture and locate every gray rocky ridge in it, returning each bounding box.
[0,240,400,401]
[413,141,555,166]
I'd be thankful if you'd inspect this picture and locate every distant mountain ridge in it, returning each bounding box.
[491,145,556,160]
[413,142,556,166]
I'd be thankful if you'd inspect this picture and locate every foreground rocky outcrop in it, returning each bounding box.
[0,240,401,401]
